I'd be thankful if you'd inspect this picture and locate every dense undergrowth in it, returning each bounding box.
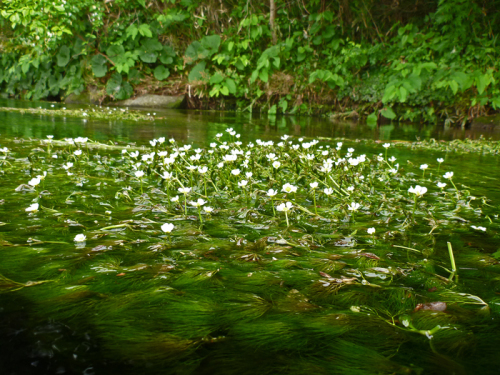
[1,0,500,124]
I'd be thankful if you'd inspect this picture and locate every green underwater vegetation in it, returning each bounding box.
[1,130,500,374]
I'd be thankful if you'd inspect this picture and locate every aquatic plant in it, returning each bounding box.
[0,131,499,374]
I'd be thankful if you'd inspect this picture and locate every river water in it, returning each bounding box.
[1,99,500,375]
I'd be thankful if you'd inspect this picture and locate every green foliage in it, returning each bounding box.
[0,0,499,122]
[106,73,133,100]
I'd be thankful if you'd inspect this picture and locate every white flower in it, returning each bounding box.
[47,135,54,139]
[178,187,191,194]
[282,183,297,194]
[74,234,86,242]
[408,185,427,196]
[471,225,486,232]
[324,187,333,195]
[245,172,253,178]
[444,172,454,179]
[367,227,376,235]
[267,189,278,197]
[217,162,224,168]
[25,203,39,212]
[276,202,293,212]
[161,223,174,233]
[437,158,444,163]
[198,166,208,174]
[135,171,144,178]
[383,143,390,148]
[348,148,354,153]
[238,180,248,187]
[310,182,318,189]
[190,198,207,207]
[203,206,214,213]
[231,169,241,176]
[389,156,396,162]
[171,195,179,202]
[337,142,343,148]
[437,182,447,189]
[347,202,361,211]
[28,177,41,187]
[272,161,281,169]
[161,171,173,180]
[420,164,428,170]
[347,186,354,192]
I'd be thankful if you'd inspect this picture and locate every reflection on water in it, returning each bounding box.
[0,99,498,144]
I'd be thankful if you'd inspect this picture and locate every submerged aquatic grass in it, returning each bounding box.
[0,131,500,374]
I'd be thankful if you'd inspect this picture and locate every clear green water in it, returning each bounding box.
[1,102,500,375]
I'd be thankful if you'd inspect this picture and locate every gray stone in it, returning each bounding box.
[471,114,500,131]
[113,94,185,109]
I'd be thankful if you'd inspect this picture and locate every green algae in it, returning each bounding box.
[1,131,500,374]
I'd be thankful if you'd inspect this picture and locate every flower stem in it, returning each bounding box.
[285,211,289,227]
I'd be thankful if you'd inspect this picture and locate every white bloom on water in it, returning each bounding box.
[135,171,144,178]
[408,185,427,196]
[74,234,86,242]
[437,158,444,163]
[203,206,214,213]
[267,189,278,197]
[28,177,41,187]
[266,153,277,161]
[190,198,206,207]
[367,227,376,235]
[231,168,241,176]
[324,187,334,195]
[471,225,486,232]
[25,203,39,212]
[171,195,179,202]
[444,172,454,179]
[310,182,318,189]
[178,187,191,194]
[347,202,361,211]
[272,161,281,169]
[437,182,447,189]
[282,183,297,194]
[420,164,428,170]
[383,143,390,148]
[276,202,293,212]
[161,223,174,233]
[161,171,173,180]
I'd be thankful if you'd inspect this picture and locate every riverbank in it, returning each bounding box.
[1,1,499,126]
